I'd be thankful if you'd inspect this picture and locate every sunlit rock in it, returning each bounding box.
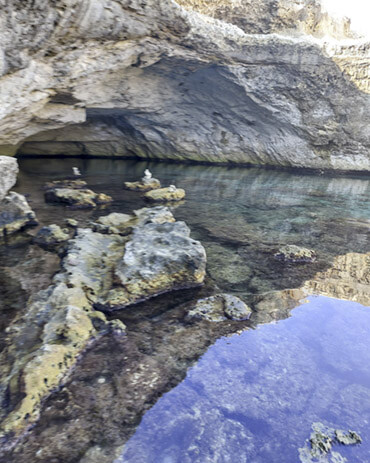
[124,169,161,191]
[97,220,206,311]
[0,205,205,437]
[144,186,186,202]
[45,187,112,208]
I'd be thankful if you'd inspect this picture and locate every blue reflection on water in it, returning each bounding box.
[116,296,370,463]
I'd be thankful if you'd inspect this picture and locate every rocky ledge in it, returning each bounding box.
[0,1,369,170]
[0,156,37,238]
[0,205,206,439]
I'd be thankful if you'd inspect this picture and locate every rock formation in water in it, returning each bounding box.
[0,205,206,438]
[0,156,37,237]
[0,0,369,170]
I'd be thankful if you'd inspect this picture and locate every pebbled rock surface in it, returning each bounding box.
[0,1,369,170]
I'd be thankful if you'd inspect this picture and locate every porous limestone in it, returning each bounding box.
[0,205,205,437]
[187,293,252,322]
[0,1,368,171]
[0,156,18,201]
[144,186,186,202]
[45,187,112,208]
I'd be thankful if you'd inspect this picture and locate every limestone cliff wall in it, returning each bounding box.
[0,0,369,170]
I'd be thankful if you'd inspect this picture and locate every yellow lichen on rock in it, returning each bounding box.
[144,187,186,202]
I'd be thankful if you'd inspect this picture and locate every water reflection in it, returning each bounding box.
[1,158,369,462]
[116,297,370,463]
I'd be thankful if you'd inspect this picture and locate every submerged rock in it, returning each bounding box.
[187,293,252,322]
[33,224,70,251]
[144,186,186,202]
[299,422,362,462]
[274,245,316,263]
[0,227,127,438]
[45,187,112,208]
[0,156,18,202]
[0,192,37,237]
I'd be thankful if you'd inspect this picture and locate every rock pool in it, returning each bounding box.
[0,158,369,462]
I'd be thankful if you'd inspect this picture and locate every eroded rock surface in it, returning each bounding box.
[124,178,161,192]
[0,156,18,202]
[187,293,252,322]
[33,224,71,251]
[44,181,112,208]
[0,1,368,170]
[0,205,206,438]
[144,186,186,202]
[0,192,37,237]
[96,213,206,311]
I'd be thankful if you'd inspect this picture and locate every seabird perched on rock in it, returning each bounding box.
[72,167,81,176]
[143,169,152,179]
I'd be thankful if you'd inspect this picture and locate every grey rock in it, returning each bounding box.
[124,178,161,191]
[187,293,252,322]
[44,187,112,208]
[34,224,70,250]
[299,422,362,462]
[0,205,204,436]
[144,186,186,202]
[0,156,18,201]
[0,191,37,237]
[97,218,207,310]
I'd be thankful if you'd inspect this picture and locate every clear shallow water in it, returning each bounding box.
[1,158,370,462]
[117,297,370,463]
[15,157,370,302]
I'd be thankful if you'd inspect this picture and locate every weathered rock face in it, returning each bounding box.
[187,293,252,322]
[144,186,186,202]
[0,205,205,438]
[44,180,112,208]
[96,215,206,311]
[0,0,369,170]
[0,156,18,201]
[0,192,37,237]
